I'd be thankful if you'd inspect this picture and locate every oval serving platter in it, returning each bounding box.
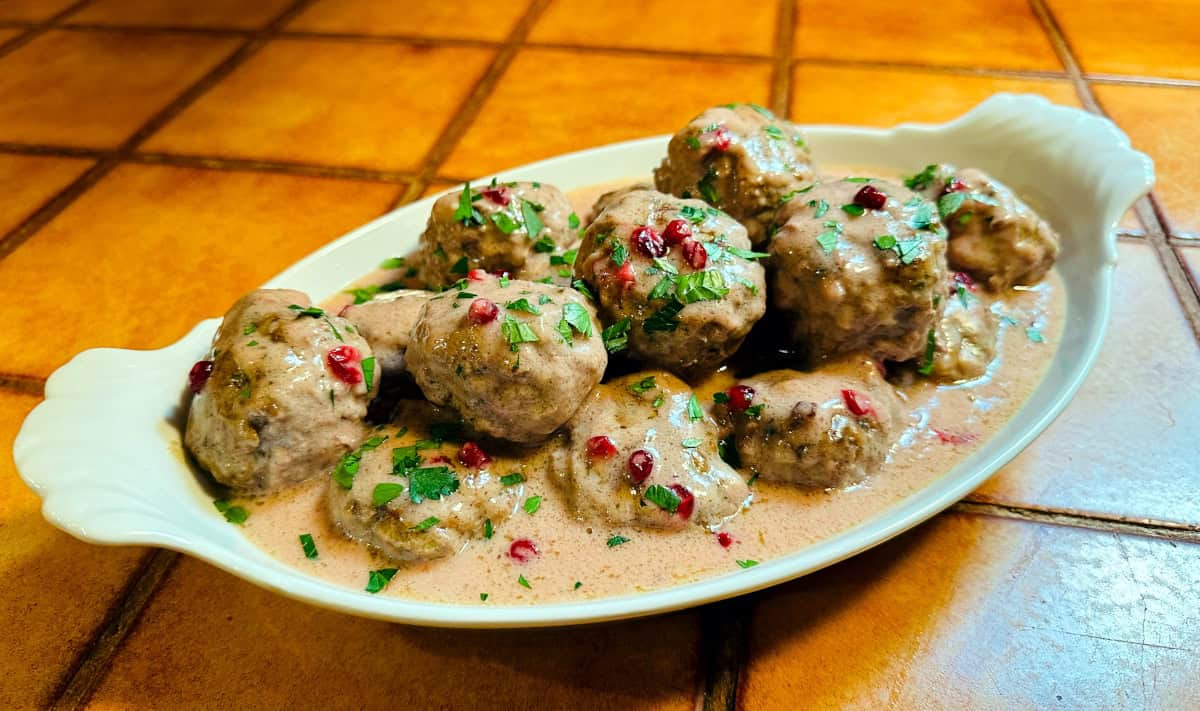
[14,95,1153,628]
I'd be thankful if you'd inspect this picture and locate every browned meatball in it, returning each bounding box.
[768,178,949,363]
[405,275,606,444]
[905,164,1059,290]
[185,289,381,495]
[416,181,575,288]
[927,275,999,382]
[655,103,815,246]
[516,239,581,288]
[717,360,902,489]
[574,189,767,377]
[339,289,433,375]
[588,182,653,225]
[551,372,750,530]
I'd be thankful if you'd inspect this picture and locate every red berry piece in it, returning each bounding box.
[726,384,755,412]
[586,435,618,460]
[681,239,707,270]
[663,219,692,245]
[717,532,734,548]
[326,345,363,385]
[952,271,977,293]
[631,226,666,258]
[668,484,695,519]
[614,260,636,288]
[480,186,510,206]
[468,298,499,325]
[704,126,732,152]
[508,538,539,562]
[188,360,214,394]
[944,178,969,194]
[853,184,887,210]
[466,268,488,282]
[627,449,654,484]
[426,454,451,465]
[841,389,875,417]
[458,441,492,468]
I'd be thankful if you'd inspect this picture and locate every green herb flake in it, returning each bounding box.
[713,392,731,404]
[480,592,489,601]
[687,393,704,421]
[651,393,664,410]
[561,302,592,338]
[411,516,440,532]
[361,357,376,392]
[372,482,406,507]
[572,278,595,301]
[299,533,318,559]
[698,165,720,204]
[365,567,398,593]
[841,203,865,217]
[517,574,532,589]
[288,304,325,318]
[602,316,632,352]
[918,328,937,375]
[908,201,935,231]
[213,499,249,524]
[568,212,581,229]
[484,518,494,539]
[779,185,815,203]
[574,581,583,590]
[610,241,629,266]
[727,247,768,260]
[679,205,707,224]
[647,275,676,302]
[745,404,765,418]
[938,191,968,219]
[643,300,684,332]
[453,183,483,227]
[242,322,257,335]
[816,231,839,253]
[501,472,525,486]
[748,103,773,117]
[491,211,520,234]
[810,199,830,218]
[532,234,556,253]
[550,249,578,266]
[764,125,785,141]
[345,286,379,304]
[644,484,681,514]
[676,270,729,304]
[874,234,897,250]
[379,257,406,269]
[523,496,542,515]
[904,165,938,191]
[629,376,657,395]
[681,438,702,448]
[505,298,541,315]
[686,135,702,150]
[843,177,872,183]
[607,535,630,548]
[332,434,389,489]
[1026,327,1046,343]
[736,559,760,569]
[521,199,545,239]
[405,466,459,503]
[501,315,540,352]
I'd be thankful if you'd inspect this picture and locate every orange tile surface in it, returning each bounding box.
[289,0,531,40]
[0,164,397,379]
[85,557,700,710]
[530,0,776,56]
[68,0,294,29]
[443,48,772,177]
[0,0,76,22]
[0,28,21,44]
[794,0,1062,71]
[791,64,1080,126]
[143,39,495,171]
[0,29,238,148]
[972,243,1200,523]
[1048,0,1200,81]
[0,153,92,237]
[1094,83,1200,236]
[742,513,1200,709]
[0,391,147,709]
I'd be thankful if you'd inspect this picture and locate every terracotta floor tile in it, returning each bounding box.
[0,29,238,148]
[0,391,147,709]
[0,153,92,236]
[443,48,772,178]
[288,0,530,41]
[86,556,700,710]
[143,39,494,172]
[1093,83,1200,235]
[529,0,776,56]
[791,64,1080,127]
[0,28,21,43]
[742,513,1200,710]
[794,0,1061,71]
[0,164,397,378]
[973,243,1200,524]
[422,179,458,198]
[0,0,76,22]
[1047,0,1200,81]
[68,0,294,29]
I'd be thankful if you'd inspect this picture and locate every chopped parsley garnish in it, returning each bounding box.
[602,317,632,352]
[523,496,542,515]
[648,276,675,302]
[379,256,405,269]
[568,212,581,229]
[521,199,544,239]
[453,183,483,227]
[213,499,248,524]
[242,323,257,335]
[907,201,935,231]
[372,482,405,507]
[332,435,388,489]
[745,404,765,418]
[501,315,540,352]
[726,247,768,260]
[506,298,541,315]
[288,304,325,318]
[681,438,702,448]
[873,234,924,265]
[550,249,578,266]
[405,466,459,504]
[561,302,593,338]
[517,574,532,589]
[779,185,814,203]
[736,559,759,569]
[574,581,583,590]
[643,300,684,332]
[679,204,708,224]
[904,165,938,191]
[629,376,657,395]
[365,568,398,593]
[764,125,785,141]
[809,199,829,218]
[676,270,729,304]
[816,230,839,253]
[607,535,630,547]
[918,327,937,375]
[1026,327,1046,343]
[299,533,318,559]
[491,212,520,234]
[748,103,773,117]
[480,592,489,601]
[698,165,720,204]
[451,257,470,275]
[841,203,865,217]
[644,484,681,514]
[484,518,494,538]
[652,394,664,410]
[361,357,375,392]
[712,391,730,404]
[411,516,440,532]
[500,472,525,486]
[571,278,595,301]
[345,286,378,304]
[686,135,701,150]
[687,394,704,421]
[532,234,556,253]
[843,177,872,183]
[610,241,628,266]
[937,191,968,219]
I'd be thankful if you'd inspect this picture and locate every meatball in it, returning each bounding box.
[416,181,575,288]
[588,182,653,225]
[405,275,606,443]
[574,189,767,377]
[719,360,901,489]
[769,178,948,363]
[328,403,521,563]
[516,239,581,287]
[552,372,750,530]
[339,289,433,375]
[655,103,815,246]
[185,289,381,495]
[905,164,1059,290]
[927,274,999,382]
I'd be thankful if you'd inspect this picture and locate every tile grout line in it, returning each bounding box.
[767,0,796,116]
[953,501,1200,542]
[393,0,550,208]
[0,0,92,60]
[0,373,45,396]
[793,55,1071,82]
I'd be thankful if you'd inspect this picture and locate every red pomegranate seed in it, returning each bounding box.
[508,538,539,562]
[933,428,978,445]
[841,389,875,417]
[326,345,363,385]
[466,268,488,282]
[704,126,731,152]
[726,385,755,412]
[717,532,734,548]
[426,455,451,464]
[188,360,214,394]
[627,449,654,484]
[481,186,510,206]
[468,297,499,325]
[586,435,618,460]
[663,219,692,245]
[853,184,887,210]
[457,441,492,468]
[681,239,707,269]
[944,178,969,194]
[614,260,636,288]
[668,484,695,519]
[631,226,666,258]
[952,271,977,293]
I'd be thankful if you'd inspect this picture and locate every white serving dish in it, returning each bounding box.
[14,95,1153,628]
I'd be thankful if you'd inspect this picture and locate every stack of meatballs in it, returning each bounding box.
[184,103,1059,565]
